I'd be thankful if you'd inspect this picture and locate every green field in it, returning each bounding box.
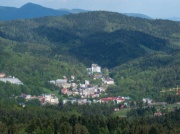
[113,108,131,117]
[113,103,180,117]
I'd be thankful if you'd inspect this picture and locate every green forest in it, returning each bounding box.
[0,11,180,133]
[0,104,180,133]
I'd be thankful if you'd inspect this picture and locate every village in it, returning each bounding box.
[49,63,130,105]
[1,64,179,116]
[0,64,131,107]
[51,64,114,96]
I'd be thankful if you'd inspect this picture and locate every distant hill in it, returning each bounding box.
[124,13,152,19]
[0,3,88,20]
[0,6,17,20]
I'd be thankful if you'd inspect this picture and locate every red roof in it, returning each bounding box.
[154,112,162,117]
[101,97,116,101]
[101,97,125,102]
[61,88,68,94]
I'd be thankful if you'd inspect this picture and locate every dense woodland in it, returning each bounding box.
[0,11,180,133]
[0,103,180,133]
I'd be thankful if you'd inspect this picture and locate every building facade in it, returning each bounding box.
[92,64,101,73]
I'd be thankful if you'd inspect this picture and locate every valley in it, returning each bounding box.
[0,10,180,133]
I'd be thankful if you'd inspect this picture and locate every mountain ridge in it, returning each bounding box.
[1,3,180,21]
[0,3,72,20]
[0,3,152,21]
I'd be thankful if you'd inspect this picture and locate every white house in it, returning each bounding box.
[85,80,90,86]
[71,83,77,87]
[25,95,32,100]
[103,77,114,85]
[142,98,152,104]
[42,94,59,104]
[71,75,75,80]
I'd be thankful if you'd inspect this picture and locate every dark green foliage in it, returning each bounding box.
[0,104,180,134]
[127,106,156,117]
[166,94,180,104]
[70,30,168,67]
[34,26,79,43]
[61,103,115,117]
[26,99,41,106]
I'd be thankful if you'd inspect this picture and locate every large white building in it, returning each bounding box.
[0,77,23,85]
[92,64,101,73]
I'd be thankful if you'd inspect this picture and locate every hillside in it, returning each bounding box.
[0,10,180,133]
[0,11,180,66]
[110,51,180,100]
[0,11,180,99]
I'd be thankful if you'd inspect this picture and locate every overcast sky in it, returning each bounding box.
[1,0,180,18]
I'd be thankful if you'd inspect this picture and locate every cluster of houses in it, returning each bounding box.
[0,72,23,85]
[0,64,116,106]
[21,94,59,105]
[49,64,115,100]
[48,64,118,105]
[51,78,107,98]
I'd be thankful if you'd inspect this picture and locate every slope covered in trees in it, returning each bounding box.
[0,37,87,96]
[0,11,180,67]
[110,51,180,100]
[0,11,180,98]
[0,11,180,133]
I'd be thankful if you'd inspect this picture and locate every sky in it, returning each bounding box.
[0,0,180,19]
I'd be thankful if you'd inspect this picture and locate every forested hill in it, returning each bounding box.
[0,11,180,95]
[0,10,180,133]
[0,11,180,67]
[1,11,180,40]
